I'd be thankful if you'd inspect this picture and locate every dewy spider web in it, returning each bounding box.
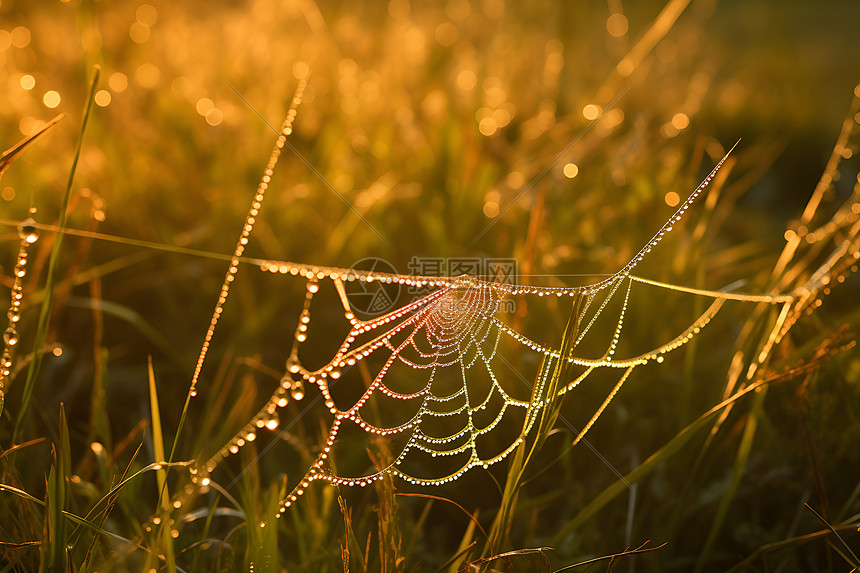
[176,80,860,521]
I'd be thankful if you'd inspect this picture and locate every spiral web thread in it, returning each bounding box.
[170,83,860,521]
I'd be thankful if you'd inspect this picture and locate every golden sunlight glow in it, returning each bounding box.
[583,104,601,120]
[196,97,214,116]
[478,117,498,136]
[11,26,31,48]
[506,171,524,189]
[483,81,506,107]
[136,4,158,26]
[483,190,500,217]
[446,0,471,22]
[135,63,160,88]
[205,108,224,126]
[18,116,36,135]
[94,89,112,107]
[129,21,151,44]
[292,61,310,80]
[435,22,458,46]
[671,112,690,130]
[0,1,853,551]
[388,0,410,20]
[661,123,679,138]
[664,191,681,207]
[43,90,61,108]
[456,69,477,91]
[603,108,625,127]
[606,13,629,37]
[492,107,512,127]
[109,72,129,92]
[616,58,635,77]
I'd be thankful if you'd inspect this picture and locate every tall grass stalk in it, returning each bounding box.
[11,67,100,443]
[39,404,71,572]
[146,356,176,573]
[482,293,584,563]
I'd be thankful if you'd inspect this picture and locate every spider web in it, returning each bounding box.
[191,137,752,515]
[177,82,860,521]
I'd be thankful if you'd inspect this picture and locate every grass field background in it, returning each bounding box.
[1,0,859,571]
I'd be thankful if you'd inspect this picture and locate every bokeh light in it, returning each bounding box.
[671,112,690,130]
[135,63,160,88]
[94,89,112,107]
[108,72,129,92]
[606,13,629,37]
[664,191,681,207]
[10,26,31,48]
[456,69,477,91]
[42,90,61,108]
[196,97,214,116]
[583,104,601,120]
[205,108,223,126]
[129,21,151,44]
[435,22,458,46]
[136,4,158,26]
[0,2,857,569]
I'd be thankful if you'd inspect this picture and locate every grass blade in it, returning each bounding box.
[12,67,99,443]
[147,356,176,573]
[338,495,367,573]
[694,386,765,571]
[40,403,71,572]
[0,114,64,181]
[805,503,860,568]
[484,293,585,557]
[552,377,767,545]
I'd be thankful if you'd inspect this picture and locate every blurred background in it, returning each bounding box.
[1,0,859,570]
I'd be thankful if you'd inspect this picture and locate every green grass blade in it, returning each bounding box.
[446,517,477,573]
[695,386,766,571]
[552,377,766,545]
[40,404,71,572]
[484,293,584,557]
[147,356,176,573]
[65,297,180,364]
[805,503,860,567]
[148,357,169,509]
[338,495,367,573]
[0,114,63,181]
[12,67,100,444]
